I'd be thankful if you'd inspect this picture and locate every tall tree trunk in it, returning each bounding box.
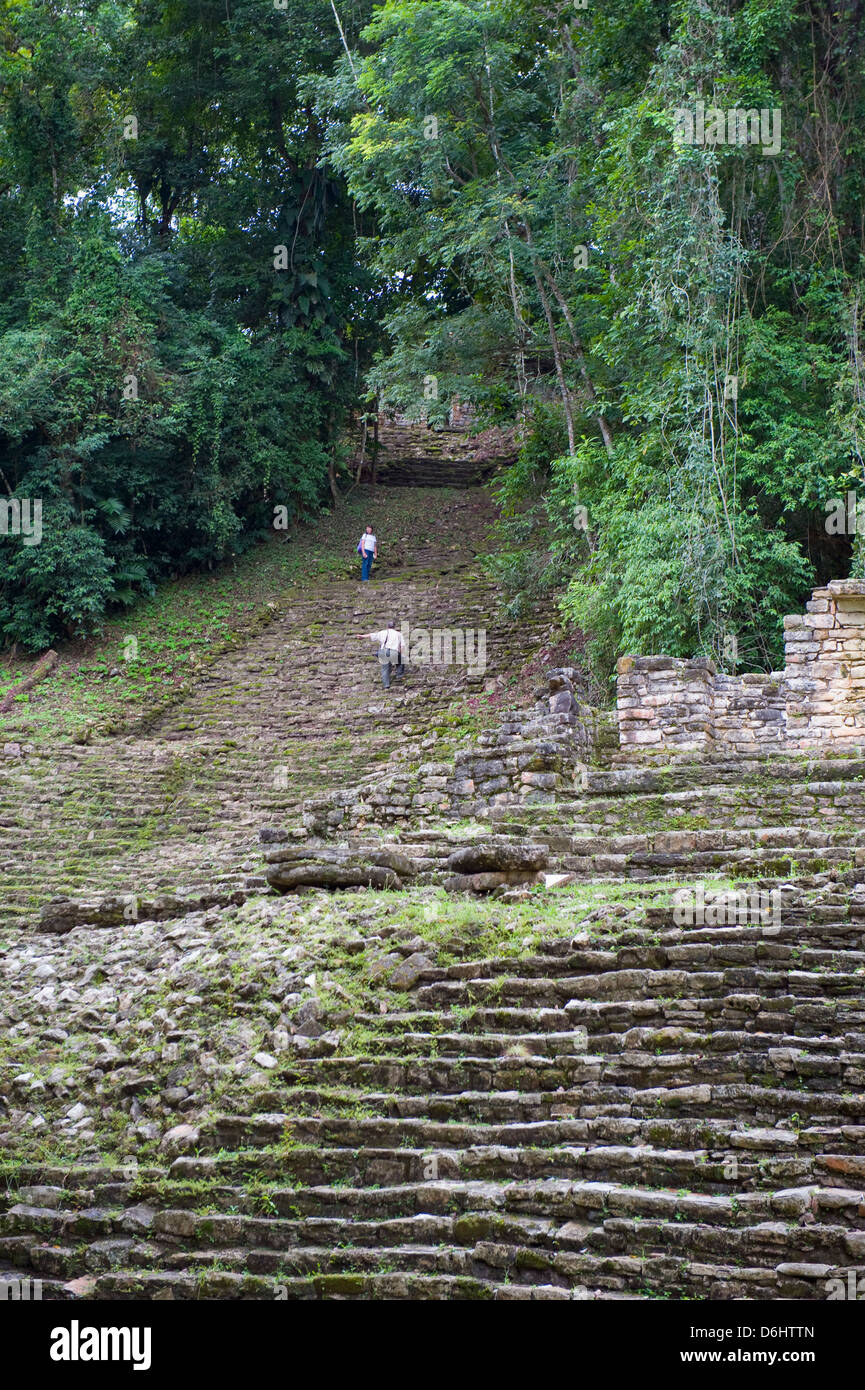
[371,414,380,485]
[531,267,576,454]
[328,446,339,504]
[541,266,615,458]
[504,220,529,412]
[355,415,368,484]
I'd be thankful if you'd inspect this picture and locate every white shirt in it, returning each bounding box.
[368,628,404,653]
[360,533,376,552]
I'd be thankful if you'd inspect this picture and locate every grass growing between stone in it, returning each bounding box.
[0,486,488,746]
[0,870,805,1175]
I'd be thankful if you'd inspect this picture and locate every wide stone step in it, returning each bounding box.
[570,757,865,799]
[161,1139,865,1199]
[353,1006,573,1034]
[4,1176,843,1236]
[417,943,865,981]
[350,1000,865,1045]
[263,839,861,892]
[335,1027,862,1064]
[414,968,865,1008]
[561,848,855,879]
[172,1142,723,1188]
[86,1269,591,1299]
[260,1080,865,1125]
[557,994,865,1038]
[47,1227,863,1294]
[5,1244,857,1300]
[545,827,863,855]
[276,1049,865,1096]
[493,778,865,829]
[190,1116,865,1170]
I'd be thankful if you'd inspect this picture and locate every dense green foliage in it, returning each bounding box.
[2,0,864,678]
[0,0,375,648]
[325,0,865,685]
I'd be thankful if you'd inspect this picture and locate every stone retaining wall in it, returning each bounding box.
[297,673,615,840]
[617,579,865,754]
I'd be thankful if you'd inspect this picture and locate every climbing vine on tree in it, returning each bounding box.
[1,0,863,677]
[323,0,865,684]
[0,0,377,649]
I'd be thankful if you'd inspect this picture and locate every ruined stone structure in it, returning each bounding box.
[6,494,865,1304]
[617,579,865,755]
[293,673,609,845]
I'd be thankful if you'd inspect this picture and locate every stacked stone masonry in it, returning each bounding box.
[296,673,614,841]
[617,580,865,755]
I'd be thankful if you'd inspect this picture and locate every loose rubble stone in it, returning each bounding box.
[387,953,434,990]
[160,1124,200,1156]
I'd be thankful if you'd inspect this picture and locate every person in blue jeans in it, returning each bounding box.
[358,526,377,580]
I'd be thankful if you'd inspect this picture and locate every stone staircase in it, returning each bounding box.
[2,747,865,1300]
[3,474,864,1303]
[353,416,516,488]
[0,488,553,931]
[260,725,865,893]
